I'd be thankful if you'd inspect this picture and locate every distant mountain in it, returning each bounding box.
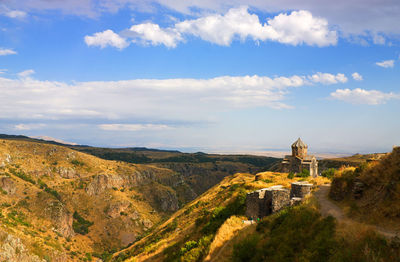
[31,135,78,145]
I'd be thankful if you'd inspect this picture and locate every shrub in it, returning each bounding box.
[287,172,294,179]
[201,188,246,235]
[233,235,260,262]
[321,168,336,179]
[72,211,93,235]
[9,168,35,184]
[70,159,84,167]
[296,169,310,178]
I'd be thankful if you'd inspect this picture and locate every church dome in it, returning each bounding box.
[291,138,307,148]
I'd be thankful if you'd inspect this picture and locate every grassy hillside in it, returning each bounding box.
[319,152,388,171]
[230,199,400,262]
[329,146,400,230]
[113,171,329,261]
[0,139,195,261]
[73,147,280,197]
[0,134,281,198]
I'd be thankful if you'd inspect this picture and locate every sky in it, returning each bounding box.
[0,0,399,155]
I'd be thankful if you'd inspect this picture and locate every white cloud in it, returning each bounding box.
[18,69,35,78]
[98,124,173,131]
[0,48,17,56]
[14,123,46,130]
[351,72,363,81]
[372,33,385,45]
[308,72,347,85]
[376,60,395,68]
[84,29,129,49]
[4,0,400,41]
[0,5,27,19]
[5,10,27,18]
[0,72,344,123]
[330,88,399,105]
[94,7,337,48]
[127,23,183,48]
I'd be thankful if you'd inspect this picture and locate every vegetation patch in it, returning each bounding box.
[70,159,85,167]
[72,211,94,235]
[8,167,35,184]
[234,203,400,262]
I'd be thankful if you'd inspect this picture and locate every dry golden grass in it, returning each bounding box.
[120,171,330,262]
[204,215,247,261]
[0,139,179,261]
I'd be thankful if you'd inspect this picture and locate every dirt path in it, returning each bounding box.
[315,184,399,239]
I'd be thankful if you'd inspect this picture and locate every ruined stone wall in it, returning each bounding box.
[245,186,290,219]
[290,182,313,198]
[245,191,262,219]
[265,188,290,214]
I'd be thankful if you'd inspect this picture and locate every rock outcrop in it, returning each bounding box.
[0,176,16,194]
[44,201,74,238]
[0,230,45,262]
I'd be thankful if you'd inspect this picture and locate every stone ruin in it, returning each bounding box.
[245,182,313,220]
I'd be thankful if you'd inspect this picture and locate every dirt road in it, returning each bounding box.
[315,184,399,239]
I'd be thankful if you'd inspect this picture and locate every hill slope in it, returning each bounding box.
[0,139,195,261]
[114,171,329,261]
[330,146,400,230]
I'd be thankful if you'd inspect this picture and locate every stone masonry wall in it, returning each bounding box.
[245,186,290,219]
[246,182,313,220]
[290,182,313,198]
[265,188,290,214]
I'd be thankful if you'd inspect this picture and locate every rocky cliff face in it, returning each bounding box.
[44,200,75,238]
[0,230,45,262]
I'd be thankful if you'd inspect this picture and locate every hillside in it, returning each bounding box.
[113,171,330,261]
[114,162,400,262]
[71,147,280,197]
[0,134,281,198]
[329,146,400,230]
[318,152,388,171]
[0,139,195,261]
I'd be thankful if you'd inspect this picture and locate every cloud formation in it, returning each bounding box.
[0,72,347,124]
[4,0,400,43]
[0,48,17,56]
[351,72,363,81]
[88,7,337,48]
[18,69,35,78]
[14,123,46,130]
[308,72,347,85]
[330,88,399,105]
[85,29,129,49]
[99,124,173,131]
[376,60,395,68]
[0,5,27,18]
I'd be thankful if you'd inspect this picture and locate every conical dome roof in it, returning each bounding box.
[291,138,307,148]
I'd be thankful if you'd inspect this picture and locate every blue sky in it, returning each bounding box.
[0,1,399,155]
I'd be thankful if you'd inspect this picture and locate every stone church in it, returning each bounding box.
[282,138,318,177]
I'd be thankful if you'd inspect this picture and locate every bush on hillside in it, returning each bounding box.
[233,203,400,262]
[321,168,336,179]
[296,169,310,178]
[72,211,93,235]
